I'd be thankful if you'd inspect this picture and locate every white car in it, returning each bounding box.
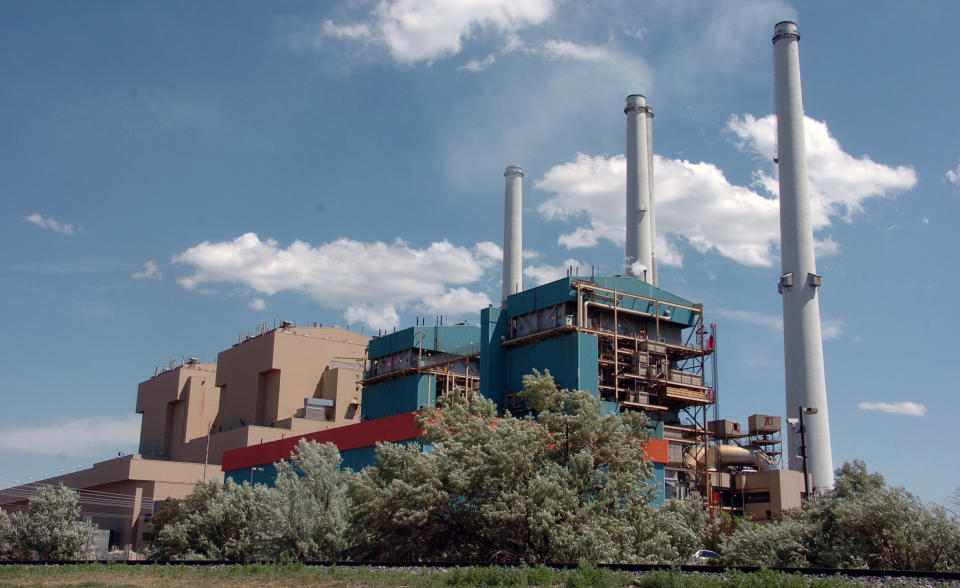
[691,549,723,564]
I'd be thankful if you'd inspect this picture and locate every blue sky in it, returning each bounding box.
[1,1,958,505]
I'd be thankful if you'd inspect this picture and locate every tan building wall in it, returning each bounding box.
[0,455,222,553]
[1,324,369,555]
[136,362,218,463]
[739,469,811,519]
[209,326,367,461]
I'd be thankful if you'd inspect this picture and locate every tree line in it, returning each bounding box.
[2,372,959,569]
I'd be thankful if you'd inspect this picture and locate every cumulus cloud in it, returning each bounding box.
[24,213,75,235]
[0,415,140,456]
[858,401,926,417]
[131,260,162,279]
[299,0,554,64]
[729,114,918,227]
[536,115,917,268]
[457,53,496,72]
[946,162,960,186]
[523,258,590,286]
[537,153,776,266]
[173,233,496,329]
[474,240,503,263]
[322,19,371,40]
[542,39,608,61]
[421,287,492,315]
[346,303,400,332]
[248,298,266,311]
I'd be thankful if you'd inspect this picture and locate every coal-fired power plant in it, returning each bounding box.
[773,21,834,491]
[625,94,654,283]
[502,165,524,305]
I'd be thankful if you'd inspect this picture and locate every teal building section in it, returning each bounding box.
[503,332,599,397]
[651,463,665,505]
[363,324,481,420]
[502,276,697,326]
[480,276,696,414]
[362,373,432,420]
[367,325,481,359]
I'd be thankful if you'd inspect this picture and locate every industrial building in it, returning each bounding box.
[0,324,369,552]
[2,19,830,555]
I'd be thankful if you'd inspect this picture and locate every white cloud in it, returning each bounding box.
[536,152,777,267]
[536,115,917,268]
[0,415,140,456]
[322,19,371,40]
[814,237,839,258]
[346,303,400,332]
[473,240,503,263]
[542,39,608,61]
[523,258,590,286]
[173,233,494,330]
[131,260,162,280]
[24,213,75,235]
[310,0,554,64]
[820,318,844,341]
[421,287,492,315]
[248,298,266,311]
[858,401,926,417]
[921,217,930,225]
[729,114,917,228]
[946,162,960,186]
[457,53,496,72]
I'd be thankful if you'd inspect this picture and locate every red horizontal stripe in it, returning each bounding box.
[221,412,421,471]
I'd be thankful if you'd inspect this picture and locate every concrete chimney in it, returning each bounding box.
[773,21,834,491]
[645,104,658,287]
[625,95,653,283]
[502,165,524,305]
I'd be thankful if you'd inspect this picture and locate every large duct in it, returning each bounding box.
[625,95,653,283]
[502,165,524,305]
[773,21,834,491]
[645,104,658,287]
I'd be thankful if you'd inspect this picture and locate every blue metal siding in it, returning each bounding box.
[479,307,509,408]
[225,463,278,487]
[502,276,698,327]
[651,463,666,506]
[368,325,481,359]
[361,373,430,420]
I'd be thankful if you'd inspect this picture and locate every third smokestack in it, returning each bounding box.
[502,165,523,305]
[625,94,653,283]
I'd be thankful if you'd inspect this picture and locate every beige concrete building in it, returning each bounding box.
[0,324,369,553]
[137,360,219,463]
[0,455,221,551]
[206,325,368,462]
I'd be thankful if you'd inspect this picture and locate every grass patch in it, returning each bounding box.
[0,563,899,587]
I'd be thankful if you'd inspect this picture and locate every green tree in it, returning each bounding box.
[721,460,960,571]
[149,479,271,561]
[9,484,95,560]
[263,439,349,560]
[801,461,960,571]
[348,370,657,563]
[0,509,14,560]
[146,498,186,544]
[721,515,810,567]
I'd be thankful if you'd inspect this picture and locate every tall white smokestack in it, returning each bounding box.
[645,104,658,287]
[773,21,834,491]
[502,165,523,305]
[625,94,653,283]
